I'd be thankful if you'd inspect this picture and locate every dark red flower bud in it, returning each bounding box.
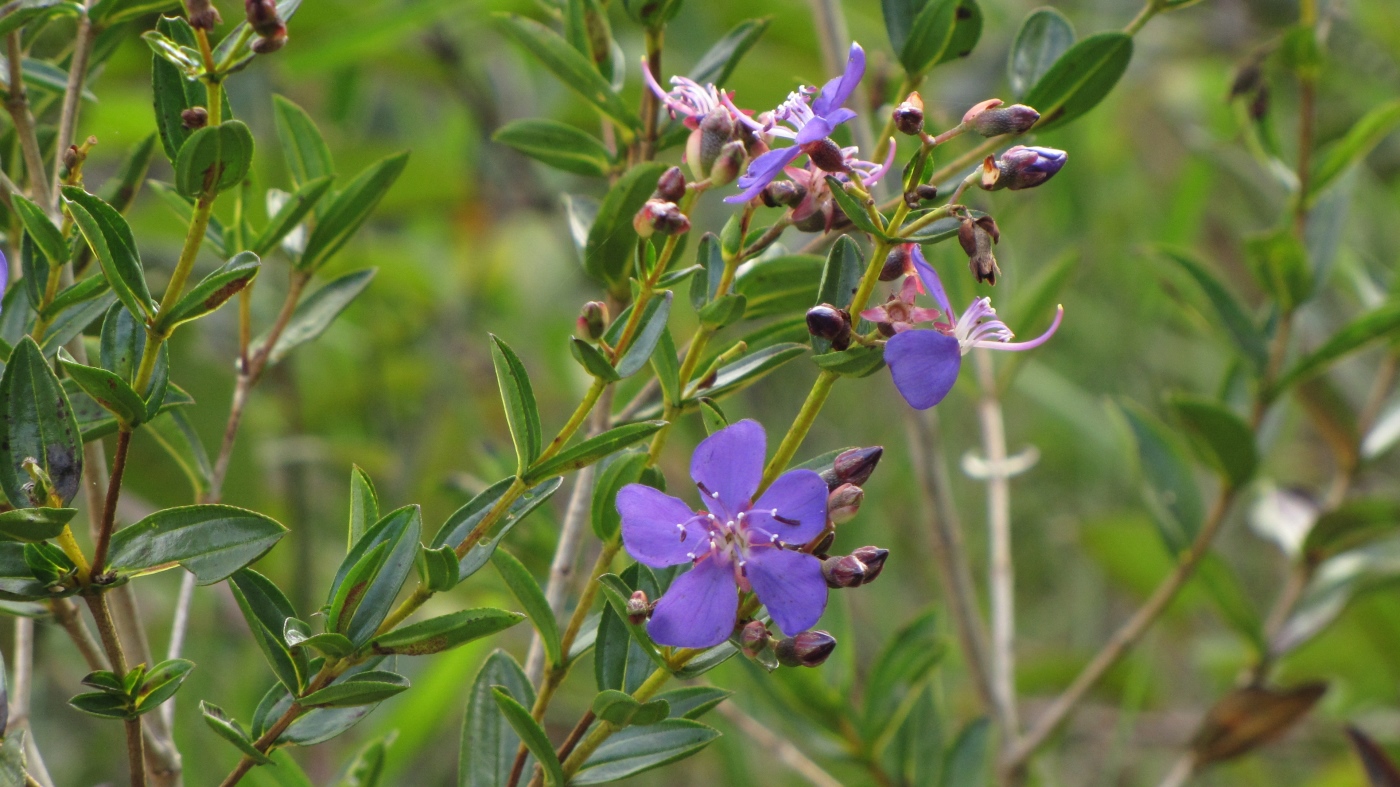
[801,137,848,173]
[850,546,889,584]
[970,104,1041,137]
[633,199,690,238]
[740,620,770,656]
[880,246,912,281]
[187,0,222,29]
[250,28,287,53]
[761,180,807,209]
[958,216,1000,285]
[893,92,925,136]
[655,166,686,202]
[805,304,852,350]
[822,446,883,489]
[775,630,836,668]
[915,184,939,201]
[826,483,863,525]
[821,554,866,588]
[180,107,208,130]
[245,0,282,36]
[626,590,651,625]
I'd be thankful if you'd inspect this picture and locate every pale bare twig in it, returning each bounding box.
[975,351,1021,740]
[717,703,844,787]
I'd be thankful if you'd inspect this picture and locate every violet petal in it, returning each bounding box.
[690,419,765,518]
[885,330,962,410]
[726,147,803,204]
[811,42,865,118]
[751,469,828,544]
[745,546,827,636]
[618,484,708,568]
[910,245,952,315]
[647,556,739,648]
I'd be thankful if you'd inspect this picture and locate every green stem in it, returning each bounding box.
[1123,0,1160,36]
[873,75,919,166]
[86,592,145,787]
[760,371,838,489]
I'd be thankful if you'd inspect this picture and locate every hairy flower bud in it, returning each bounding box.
[187,0,222,29]
[576,301,608,341]
[687,105,735,180]
[740,620,770,656]
[775,630,837,668]
[822,446,884,489]
[826,483,863,525]
[633,199,690,238]
[850,546,889,585]
[985,146,1067,191]
[626,590,651,625]
[801,137,848,173]
[805,304,852,351]
[654,166,686,202]
[880,245,912,282]
[821,554,866,588]
[245,0,283,36]
[181,107,208,130]
[709,140,746,187]
[761,180,807,209]
[892,92,924,136]
[958,215,1001,284]
[970,104,1040,137]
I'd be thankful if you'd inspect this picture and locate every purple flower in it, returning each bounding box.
[884,246,1063,410]
[641,61,749,129]
[617,420,830,648]
[986,145,1067,191]
[725,43,867,204]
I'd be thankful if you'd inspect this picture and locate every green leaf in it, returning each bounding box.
[1196,553,1264,652]
[592,689,642,725]
[333,733,395,787]
[328,505,422,645]
[348,465,379,551]
[696,293,746,329]
[813,344,886,377]
[371,608,524,656]
[460,651,534,787]
[825,176,886,238]
[1245,229,1313,314]
[58,358,147,427]
[285,621,356,659]
[689,17,769,87]
[298,152,409,271]
[1007,7,1075,100]
[0,507,75,541]
[62,186,154,322]
[653,686,731,720]
[570,338,621,382]
[417,544,460,592]
[147,180,227,256]
[882,0,922,55]
[1022,32,1133,132]
[0,0,81,37]
[11,194,66,267]
[262,268,377,365]
[91,0,177,26]
[272,94,336,189]
[572,719,720,784]
[431,477,562,577]
[689,233,723,310]
[173,121,255,198]
[699,399,728,434]
[1157,247,1268,373]
[861,610,944,745]
[493,119,612,177]
[651,328,681,407]
[227,568,306,693]
[583,163,669,294]
[252,176,335,257]
[201,700,272,764]
[1167,395,1258,488]
[149,17,205,161]
[1117,401,1203,554]
[0,542,62,600]
[941,717,992,786]
[616,291,674,378]
[155,251,260,333]
[490,335,542,474]
[1303,500,1400,566]
[107,504,288,584]
[100,133,159,213]
[301,670,410,708]
[496,14,639,131]
[1272,301,1400,395]
[596,569,668,686]
[41,275,110,321]
[937,0,982,65]
[492,548,561,666]
[133,658,194,714]
[262,655,394,746]
[1312,100,1400,198]
[900,0,960,76]
[734,255,824,321]
[69,691,131,719]
[592,452,648,542]
[0,337,83,506]
[526,421,665,483]
[145,410,212,499]
[491,686,564,787]
[813,236,865,350]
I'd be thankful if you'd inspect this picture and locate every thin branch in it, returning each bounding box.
[717,704,845,787]
[49,3,97,211]
[975,351,1020,738]
[161,571,196,731]
[4,32,52,209]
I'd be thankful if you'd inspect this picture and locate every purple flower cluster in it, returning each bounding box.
[617,420,829,648]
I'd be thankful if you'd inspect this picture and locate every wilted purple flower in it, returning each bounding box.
[784,143,896,230]
[617,420,829,648]
[725,43,868,204]
[883,246,1062,409]
[860,274,941,335]
[984,145,1067,191]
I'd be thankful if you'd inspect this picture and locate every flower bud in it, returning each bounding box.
[880,245,912,281]
[958,215,1001,285]
[987,146,1067,191]
[654,166,686,203]
[827,483,863,525]
[775,630,836,668]
[576,301,608,341]
[740,620,770,656]
[850,546,889,585]
[892,92,924,136]
[800,137,848,173]
[915,184,939,201]
[709,140,746,187]
[687,105,735,180]
[970,104,1040,137]
[633,199,690,238]
[823,446,884,489]
[626,590,651,625]
[805,304,852,351]
[761,180,807,209]
[181,107,208,130]
[250,28,287,53]
[187,0,222,29]
[821,554,866,588]
[245,0,282,36]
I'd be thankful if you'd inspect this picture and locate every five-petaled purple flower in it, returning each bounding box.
[880,245,1063,410]
[617,420,829,648]
[725,43,869,204]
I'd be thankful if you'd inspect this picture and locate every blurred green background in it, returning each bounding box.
[16,0,1400,783]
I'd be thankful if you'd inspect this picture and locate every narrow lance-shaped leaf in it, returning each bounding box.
[228,569,308,693]
[572,720,720,784]
[62,186,154,322]
[1272,301,1400,395]
[496,13,639,132]
[371,608,525,656]
[899,0,960,76]
[11,194,67,267]
[106,505,288,584]
[526,421,666,483]
[584,163,669,295]
[328,505,422,646]
[1168,395,1258,488]
[490,336,542,474]
[689,17,769,87]
[825,176,886,238]
[461,651,534,787]
[1311,100,1400,199]
[591,452,648,542]
[348,465,379,551]
[1117,400,1204,554]
[0,337,84,506]
[1007,7,1074,100]
[493,120,612,177]
[272,94,336,188]
[1158,247,1268,373]
[201,701,272,764]
[261,268,377,365]
[492,549,562,667]
[491,687,565,787]
[155,252,260,334]
[59,358,147,427]
[1022,32,1133,132]
[300,671,410,708]
[252,176,334,256]
[298,152,409,272]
